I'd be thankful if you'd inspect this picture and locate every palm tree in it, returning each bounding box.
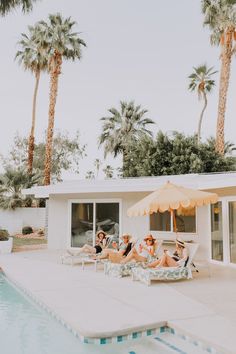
[94,158,101,178]
[34,14,86,185]
[103,165,114,179]
[0,168,41,210]
[202,0,236,154]
[99,101,155,167]
[188,64,217,143]
[85,171,95,179]
[0,0,38,15]
[16,25,48,174]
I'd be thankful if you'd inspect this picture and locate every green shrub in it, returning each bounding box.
[22,226,33,235]
[0,229,9,241]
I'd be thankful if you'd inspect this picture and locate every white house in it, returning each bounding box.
[23,172,236,267]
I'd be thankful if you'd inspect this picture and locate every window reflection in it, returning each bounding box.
[229,202,236,264]
[211,202,223,261]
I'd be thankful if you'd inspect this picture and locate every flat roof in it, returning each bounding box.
[23,172,236,198]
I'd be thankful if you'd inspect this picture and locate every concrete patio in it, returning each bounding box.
[0,249,236,353]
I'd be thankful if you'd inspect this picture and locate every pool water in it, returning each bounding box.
[0,273,217,354]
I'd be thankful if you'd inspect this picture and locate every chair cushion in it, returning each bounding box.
[132,266,192,285]
[104,261,139,278]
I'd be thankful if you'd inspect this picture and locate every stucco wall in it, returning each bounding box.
[0,208,46,235]
[47,191,208,261]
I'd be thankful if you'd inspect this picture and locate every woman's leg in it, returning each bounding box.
[132,254,147,262]
[149,253,178,268]
[164,254,178,267]
[147,258,161,268]
[80,244,96,254]
[120,248,136,263]
[97,249,114,259]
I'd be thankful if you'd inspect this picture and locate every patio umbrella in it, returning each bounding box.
[127,181,218,232]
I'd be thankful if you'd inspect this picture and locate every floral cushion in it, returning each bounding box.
[131,266,192,286]
[104,261,139,278]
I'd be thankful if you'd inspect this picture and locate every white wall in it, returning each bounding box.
[0,208,46,235]
[47,192,150,250]
[47,192,210,257]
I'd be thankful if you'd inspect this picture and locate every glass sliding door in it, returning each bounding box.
[96,203,120,244]
[229,201,236,264]
[71,203,94,247]
[211,202,223,261]
[70,201,120,247]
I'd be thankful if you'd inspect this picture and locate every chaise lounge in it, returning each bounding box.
[131,242,199,286]
[104,240,163,278]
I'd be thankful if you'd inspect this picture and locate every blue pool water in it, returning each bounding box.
[0,273,216,354]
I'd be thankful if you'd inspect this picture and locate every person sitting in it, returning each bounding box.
[97,233,133,261]
[147,238,188,268]
[120,234,157,264]
[77,230,108,255]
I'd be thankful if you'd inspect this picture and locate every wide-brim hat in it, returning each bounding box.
[120,233,132,240]
[96,230,107,238]
[176,238,185,247]
[144,235,156,242]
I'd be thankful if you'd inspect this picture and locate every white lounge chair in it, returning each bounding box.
[131,242,199,286]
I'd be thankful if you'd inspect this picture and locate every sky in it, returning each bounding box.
[0,0,236,178]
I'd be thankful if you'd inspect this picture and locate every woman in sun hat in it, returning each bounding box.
[120,234,157,264]
[147,238,189,268]
[77,230,108,255]
[97,233,134,261]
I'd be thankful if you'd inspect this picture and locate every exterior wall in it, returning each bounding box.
[0,208,46,235]
[47,191,207,259]
[47,192,150,250]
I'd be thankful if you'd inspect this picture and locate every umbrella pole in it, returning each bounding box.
[172,209,177,234]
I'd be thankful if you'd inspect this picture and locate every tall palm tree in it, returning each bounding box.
[16,24,48,174]
[99,101,155,167]
[35,14,86,185]
[94,158,101,178]
[0,0,38,15]
[202,0,236,154]
[188,64,217,143]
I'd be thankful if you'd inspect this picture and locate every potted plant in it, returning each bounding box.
[0,229,13,254]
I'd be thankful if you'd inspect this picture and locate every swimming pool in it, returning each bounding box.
[0,273,220,354]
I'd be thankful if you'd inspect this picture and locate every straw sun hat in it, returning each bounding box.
[176,238,185,247]
[144,235,156,242]
[120,233,132,241]
[96,230,107,238]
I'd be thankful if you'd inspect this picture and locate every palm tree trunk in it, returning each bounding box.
[216,29,233,155]
[44,52,62,185]
[28,69,40,174]
[197,91,207,144]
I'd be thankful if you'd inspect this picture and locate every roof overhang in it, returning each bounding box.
[22,173,236,199]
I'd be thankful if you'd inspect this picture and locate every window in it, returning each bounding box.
[150,208,196,233]
[150,211,171,231]
[211,202,223,261]
[174,208,196,233]
[229,202,236,264]
[70,201,120,247]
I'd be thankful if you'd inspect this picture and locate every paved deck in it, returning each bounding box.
[1,250,236,353]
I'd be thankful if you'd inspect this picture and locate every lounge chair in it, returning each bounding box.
[131,242,199,286]
[60,249,85,266]
[104,240,163,278]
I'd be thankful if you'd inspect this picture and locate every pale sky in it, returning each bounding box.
[0,0,236,178]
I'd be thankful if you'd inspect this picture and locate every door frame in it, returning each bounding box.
[67,198,122,249]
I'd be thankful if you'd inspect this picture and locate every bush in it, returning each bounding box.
[22,226,33,235]
[0,229,9,241]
